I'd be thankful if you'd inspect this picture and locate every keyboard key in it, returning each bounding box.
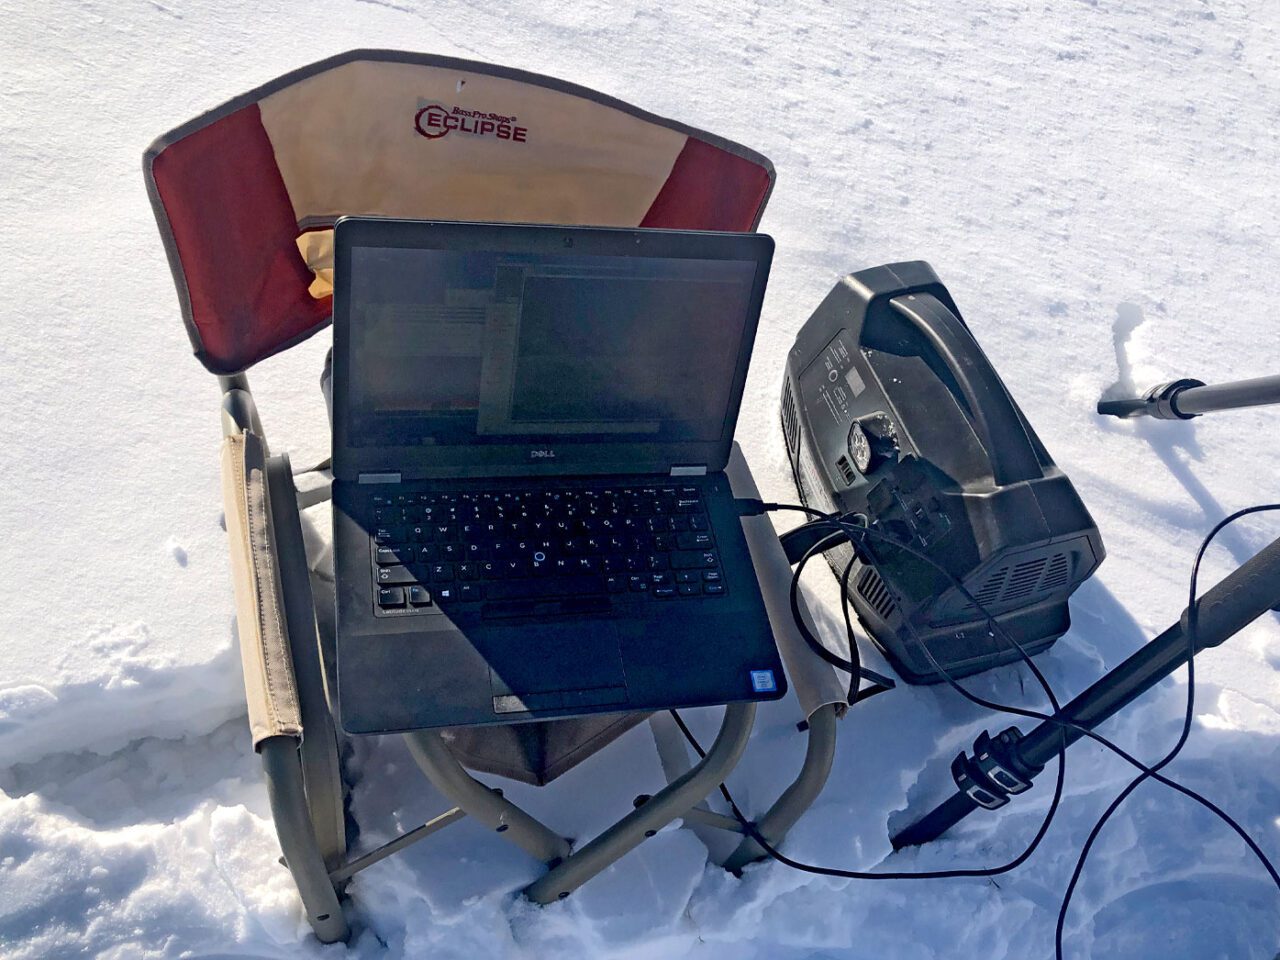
[377,586,406,606]
[375,546,409,565]
[407,585,432,606]
[676,531,714,550]
[678,582,702,596]
[671,550,717,569]
[703,582,725,595]
[376,565,418,585]
[654,586,677,598]
[676,570,700,583]
[484,575,606,601]
[702,569,723,582]
[430,562,455,582]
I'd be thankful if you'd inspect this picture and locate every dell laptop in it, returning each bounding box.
[331,218,785,733]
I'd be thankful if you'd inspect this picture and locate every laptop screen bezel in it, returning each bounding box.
[331,218,774,481]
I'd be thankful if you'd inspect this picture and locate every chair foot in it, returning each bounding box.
[261,737,350,943]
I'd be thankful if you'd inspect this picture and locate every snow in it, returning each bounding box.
[3,0,1279,957]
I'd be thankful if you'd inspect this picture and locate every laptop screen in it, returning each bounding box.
[343,246,760,449]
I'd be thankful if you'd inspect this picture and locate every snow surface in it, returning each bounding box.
[3,0,1279,957]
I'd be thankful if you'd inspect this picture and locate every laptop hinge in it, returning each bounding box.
[670,465,707,477]
[358,472,402,484]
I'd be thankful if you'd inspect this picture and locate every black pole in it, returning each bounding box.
[1098,374,1280,420]
[891,530,1280,850]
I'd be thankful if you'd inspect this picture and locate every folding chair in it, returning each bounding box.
[144,50,847,943]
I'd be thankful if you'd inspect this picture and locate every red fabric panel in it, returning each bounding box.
[640,137,771,231]
[151,104,328,373]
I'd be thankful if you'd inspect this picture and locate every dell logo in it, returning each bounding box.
[530,449,557,459]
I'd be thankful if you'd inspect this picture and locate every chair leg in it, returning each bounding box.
[266,455,347,870]
[523,701,756,905]
[722,702,838,872]
[261,737,349,944]
[403,731,572,864]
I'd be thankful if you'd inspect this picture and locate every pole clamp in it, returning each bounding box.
[950,728,1040,810]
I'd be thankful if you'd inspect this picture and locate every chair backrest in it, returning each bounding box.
[145,50,776,374]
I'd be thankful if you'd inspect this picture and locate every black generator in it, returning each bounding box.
[780,262,1104,683]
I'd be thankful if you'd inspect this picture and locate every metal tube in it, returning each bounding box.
[1173,375,1280,416]
[403,730,572,864]
[723,703,838,872]
[218,374,264,438]
[680,806,747,833]
[892,530,1280,848]
[260,737,349,943]
[329,807,467,883]
[524,702,756,904]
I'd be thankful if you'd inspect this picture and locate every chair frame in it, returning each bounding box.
[219,372,840,942]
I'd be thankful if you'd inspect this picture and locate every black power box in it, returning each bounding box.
[780,262,1104,683]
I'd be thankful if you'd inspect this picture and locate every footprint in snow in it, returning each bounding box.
[166,538,188,568]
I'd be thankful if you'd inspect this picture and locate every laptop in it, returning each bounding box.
[331,217,785,734]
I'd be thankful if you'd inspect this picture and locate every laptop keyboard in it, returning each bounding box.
[369,482,726,615]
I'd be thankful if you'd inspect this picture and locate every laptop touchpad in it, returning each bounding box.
[484,622,626,704]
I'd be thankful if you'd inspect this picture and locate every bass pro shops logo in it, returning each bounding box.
[414,103,529,143]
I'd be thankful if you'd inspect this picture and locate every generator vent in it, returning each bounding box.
[856,565,898,620]
[1040,552,1071,590]
[781,379,800,452]
[1003,558,1049,603]
[961,551,1073,614]
[834,455,856,486]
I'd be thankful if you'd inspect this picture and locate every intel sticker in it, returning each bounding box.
[750,670,777,693]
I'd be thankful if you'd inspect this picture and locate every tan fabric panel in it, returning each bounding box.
[259,60,686,230]
[296,230,335,299]
[222,432,304,747]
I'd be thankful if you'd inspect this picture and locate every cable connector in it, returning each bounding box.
[734,497,769,517]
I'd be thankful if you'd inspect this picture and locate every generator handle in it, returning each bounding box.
[889,294,1043,486]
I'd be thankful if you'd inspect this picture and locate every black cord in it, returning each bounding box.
[690,506,1070,879]
[824,512,1280,889]
[785,507,1278,876]
[1052,504,1280,957]
[669,705,1066,880]
[836,515,1280,958]
[676,502,1280,929]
